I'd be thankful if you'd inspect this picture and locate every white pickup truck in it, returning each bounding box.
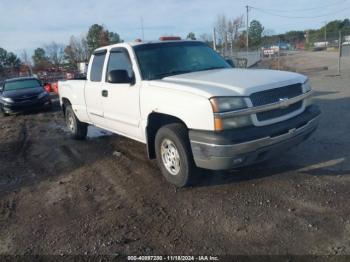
[59,38,320,187]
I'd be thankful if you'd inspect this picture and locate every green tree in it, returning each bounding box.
[0,47,21,70]
[249,20,264,47]
[108,32,122,44]
[186,32,196,40]
[308,19,350,43]
[65,26,122,69]
[86,24,109,55]
[0,48,8,70]
[5,52,21,68]
[32,48,50,70]
[64,36,90,70]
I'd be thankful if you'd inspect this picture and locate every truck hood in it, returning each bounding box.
[149,68,307,98]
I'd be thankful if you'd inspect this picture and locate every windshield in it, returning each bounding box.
[4,79,42,91]
[133,41,231,80]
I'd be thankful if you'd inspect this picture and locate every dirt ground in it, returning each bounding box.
[1,51,350,256]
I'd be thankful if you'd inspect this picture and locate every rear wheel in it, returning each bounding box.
[46,100,53,111]
[65,105,88,140]
[155,123,197,187]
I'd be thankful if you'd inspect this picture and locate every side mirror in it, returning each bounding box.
[107,70,133,84]
[0,86,3,93]
[226,59,235,68]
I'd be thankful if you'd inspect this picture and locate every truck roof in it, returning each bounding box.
[94,40,203,51]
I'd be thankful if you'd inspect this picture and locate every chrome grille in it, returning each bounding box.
[257,101,303,121]
[250,84,303,121]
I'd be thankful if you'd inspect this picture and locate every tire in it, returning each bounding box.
[0,107,8,117]
[65,105,88,140]
[46,100,53,111]
[155,123,197,187]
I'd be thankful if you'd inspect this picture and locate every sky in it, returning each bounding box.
[0,0,349,55]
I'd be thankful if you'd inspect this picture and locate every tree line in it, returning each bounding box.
[0,48,21,71]
[201,14,264,53]
[262,19,350,48]
[202,16,350,51]
[32,24,122,71]
[0,24,122,76]
[1,18,350,76]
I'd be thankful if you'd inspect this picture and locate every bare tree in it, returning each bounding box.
[227,20,235,53]
[45,42,65,69]
[263,29,275,37]
[215,14,244,55]
[216,14,228,54]
[199,33,211,44]
[21,49,33,75]
[64,35,90,69]
[231,16,244,50]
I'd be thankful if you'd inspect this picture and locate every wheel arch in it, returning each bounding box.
[146,112,188,159]
[61,97,71,115]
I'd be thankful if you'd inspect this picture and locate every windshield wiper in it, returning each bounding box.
[197,66,227,72]
[153,70,193,79]
[151,67,227,80]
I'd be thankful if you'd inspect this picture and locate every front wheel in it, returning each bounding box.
[0,107,8,117]
[65,105,88,140]
[155,123,197,187]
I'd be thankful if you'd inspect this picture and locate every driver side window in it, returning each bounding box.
[106,49,133,80]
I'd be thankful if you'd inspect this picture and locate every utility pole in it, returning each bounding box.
[246,5,250,57]
[305,30,310,45]
[213,27,217,51]
[338,31,342,75]
[324,21,327,48]
[278,38,281,70]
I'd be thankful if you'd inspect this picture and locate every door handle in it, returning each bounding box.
[102,90,108,97]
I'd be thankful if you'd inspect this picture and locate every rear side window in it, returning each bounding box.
[106,50,133,79]
[90,52,106,82]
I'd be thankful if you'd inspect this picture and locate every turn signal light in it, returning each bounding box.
[214,117,223,132]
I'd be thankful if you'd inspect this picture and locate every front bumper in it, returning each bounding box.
[2,97,51,114]
[189,105,321,170]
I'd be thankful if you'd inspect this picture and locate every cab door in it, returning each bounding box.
[101,47,142,140]
[85,50,107,126]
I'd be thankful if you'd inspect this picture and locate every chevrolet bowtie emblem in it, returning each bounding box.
[279,98,290,109]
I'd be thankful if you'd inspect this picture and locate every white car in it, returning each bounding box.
[59,38,320,187]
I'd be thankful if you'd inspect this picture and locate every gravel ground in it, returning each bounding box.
[0,51,350,256]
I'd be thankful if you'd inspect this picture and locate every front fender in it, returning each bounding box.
[140,84,215,132]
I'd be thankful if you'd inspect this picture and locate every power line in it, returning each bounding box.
[251,5,350,19]
[252,0,347,13]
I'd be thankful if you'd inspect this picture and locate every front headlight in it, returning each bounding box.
[1,97,14,103]
[302,79,311,93]
[302,79,313,107]
[210,97,247,112]
[38,91,49,99]
[210,97,252,131]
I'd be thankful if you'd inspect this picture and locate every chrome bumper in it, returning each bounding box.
[190,112,320,170]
